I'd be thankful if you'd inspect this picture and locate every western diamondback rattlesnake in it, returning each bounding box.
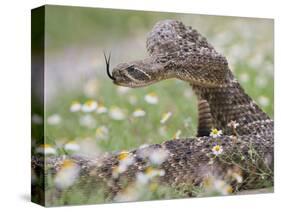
[33,20,273,200]
[103,20,273,193]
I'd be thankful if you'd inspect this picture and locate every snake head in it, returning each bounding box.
[111,58,172,88]
[107,20,233,88]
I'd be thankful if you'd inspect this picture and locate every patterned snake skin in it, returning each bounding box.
[33,20,273,198]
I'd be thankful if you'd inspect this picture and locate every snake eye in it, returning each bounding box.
[126,65,151,81]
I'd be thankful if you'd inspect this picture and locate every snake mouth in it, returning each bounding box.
[113,79,158,88]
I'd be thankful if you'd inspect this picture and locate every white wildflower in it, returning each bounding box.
[81,100,98,112]
[70,101,81,112]
[64,141,80,152]
[212,145,223,156]
[109,107,126,120]
[132,109,146,117]
[54,160,80,190]
[149,149,169,165]
[112,151,135,178]
[117,86,131,94]
[35,144,56,155]
[118,151,135,166]
[144,92,159,104]
[210,128,223,138]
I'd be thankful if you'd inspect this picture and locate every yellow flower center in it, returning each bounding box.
[148,92,157,97]
[212,129,219,134]
[61,159,75,168]
[85,100,94,106]
[145,166,154,174]
[214,145,221,152]
[118,151,129,160]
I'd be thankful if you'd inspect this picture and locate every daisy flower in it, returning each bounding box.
[64,141,80,152]
[109,107,126,120]
[117,86,131,94]
[54,159,80,190]
[112,151,135,178]
[118,151,135,166]
[144,92,159,104]
[132,109,146,117]
[47,114,61,125]
[148,149,169,165]
[212,145,223,156]
[160,112,172,124]
[210,128,222,138]
[81,100,98,112]
[69,101,81,112]
[35,144,56,155]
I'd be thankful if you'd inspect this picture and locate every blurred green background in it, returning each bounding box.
[32,5,274,205]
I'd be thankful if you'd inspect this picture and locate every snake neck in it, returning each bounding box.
[191,78,272,136]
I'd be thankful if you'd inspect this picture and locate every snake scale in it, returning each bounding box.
[32,20,273,200]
